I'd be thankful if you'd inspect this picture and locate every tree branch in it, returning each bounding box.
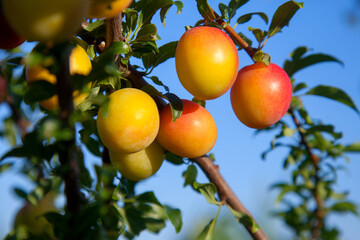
[54,43,82,215]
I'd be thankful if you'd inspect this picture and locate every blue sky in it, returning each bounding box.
[1,0,359,239]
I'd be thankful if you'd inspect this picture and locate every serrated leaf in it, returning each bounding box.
[306,85,359,113]
[182,165,197,186]
[165,205,183,233]
[268,1,304,37]
[193,182,219,205]
[284,53,343,77]
[196,0,216,21]
[236,12,268,24]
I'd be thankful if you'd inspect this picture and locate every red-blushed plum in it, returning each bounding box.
[230,63,292,129]
[157,99,218,158]
[175,26,239,100]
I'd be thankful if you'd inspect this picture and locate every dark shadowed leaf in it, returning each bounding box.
[268,1,304,37]
[228,0,250,19]
[164,93,183,121]
[236,12,268,24]
[141,0,174,24]
[284,53,343,77]
[196,0,216,21]
[165,152,184,165]
[24,80,56,104]
[306,85,359,113]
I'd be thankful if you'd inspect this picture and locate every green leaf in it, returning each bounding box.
[268,1,304,37]
[160,2,183,27]
[164,93,183,121]
[147,76,170,92]
[196,205,221,240]
[183,165,197,186]
[344,142,360,152]
[293,82,307,93]
[136,191,161,205]
[219,3,231,20]
[140,0,174,24]
[305,125,342,140]
[192,97,206,107]
[153,41,178,68]
[24,80,56,104]
[193,182,219,205]
[236,12,268,24]
[228,0,250,19]
[164,205,183,233]
[329,201,358,215]
[248,27,265,44]
[227,206,260,233]
[284,53,343,77]
[196,0,216,21]
[135,24,161,42]
[306,85,359,113]
[165,152,184,165]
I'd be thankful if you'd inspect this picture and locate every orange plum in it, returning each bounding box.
[89,0,133,19]
[230,63,292,129]
[175,26,239,100]
[157,99,217,158]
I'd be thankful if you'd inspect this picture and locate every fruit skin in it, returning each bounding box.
[26,44,92,111]
[3,0,90,42]
[109,140,165,181]
[89,0,133,19]
[175,26,239,100]
[97,88,160,154]
[0,75,8,102]
[230,63,293,129]
[157,99,218,158]
[0,14,25,49]
[14,194,58,237]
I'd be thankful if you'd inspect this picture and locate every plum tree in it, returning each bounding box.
[0,1,358,240]
[3,0,90,42]
[26,44,92,110]
[157,99,218,158]
[175,26,239,100]
[230,63,292,129]
[97,88,160,153]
